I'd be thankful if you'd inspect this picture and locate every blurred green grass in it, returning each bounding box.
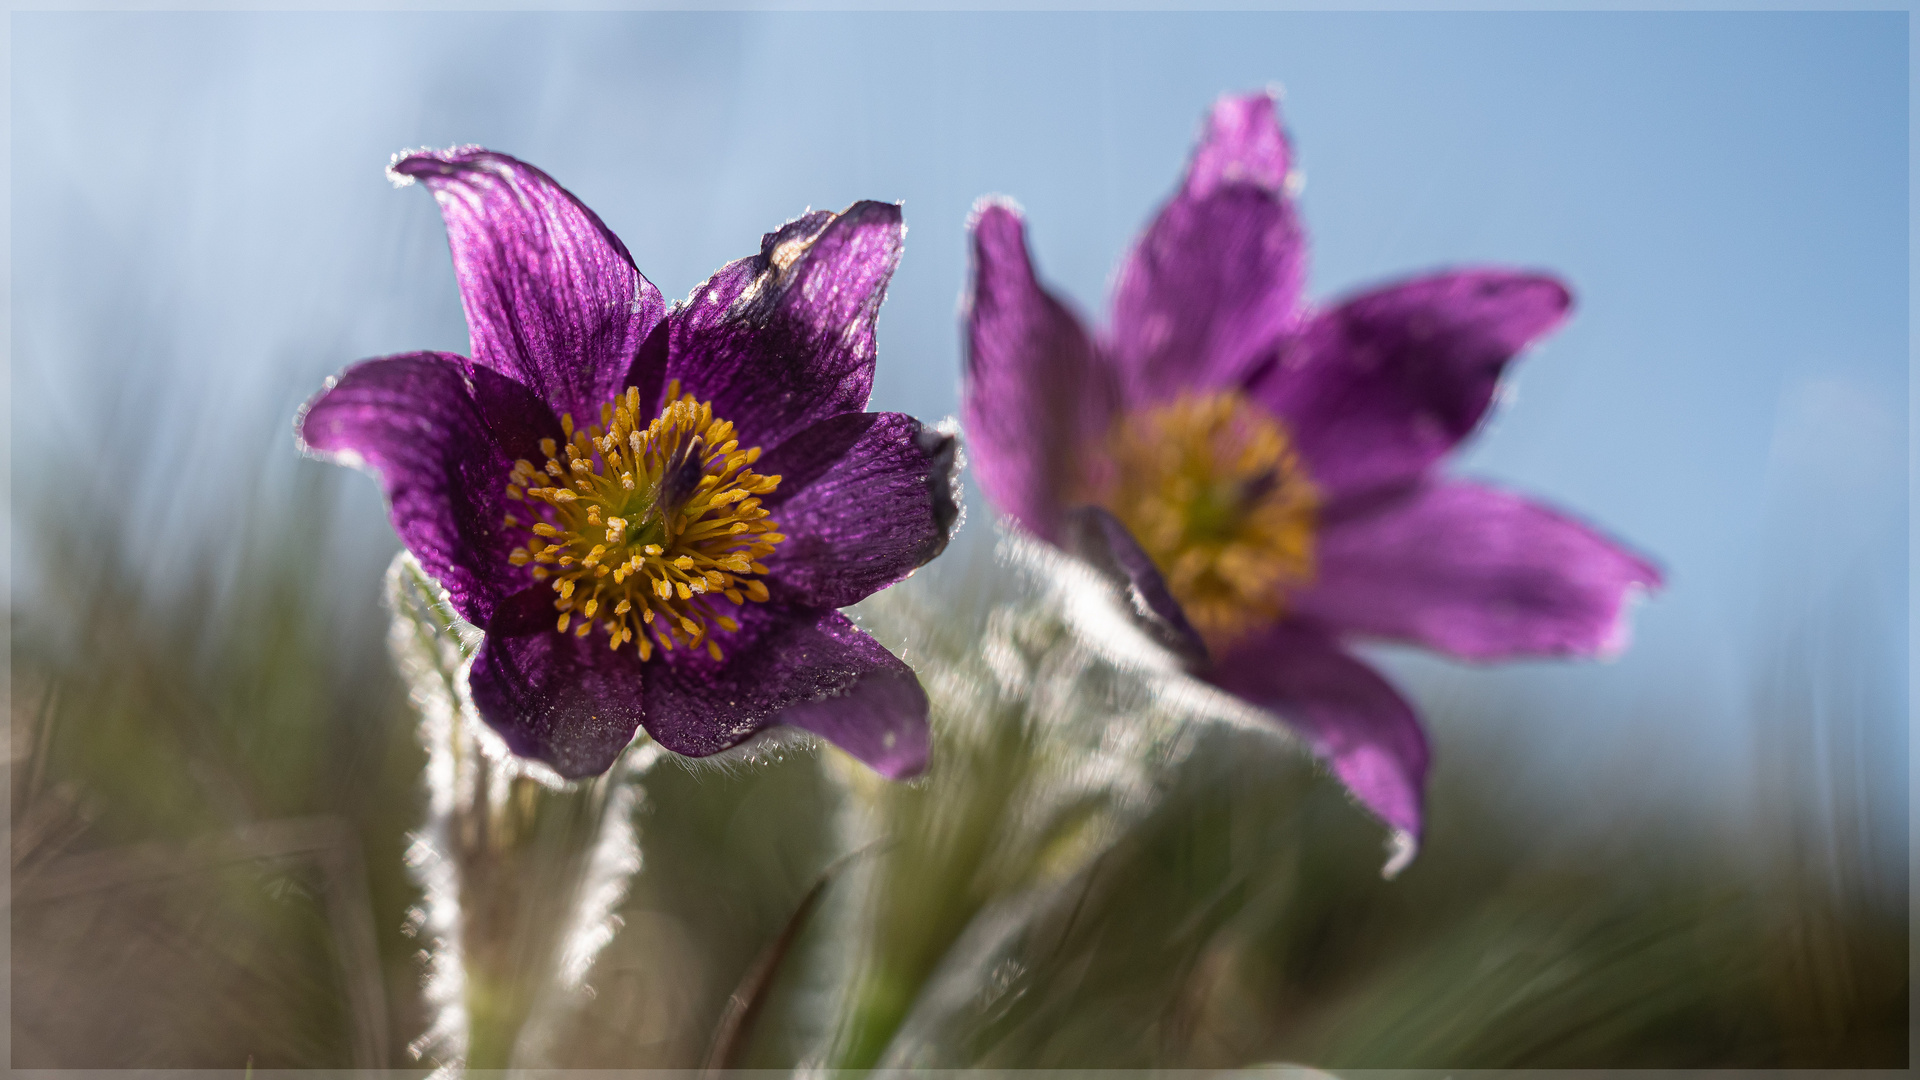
[10,457,1906,1068]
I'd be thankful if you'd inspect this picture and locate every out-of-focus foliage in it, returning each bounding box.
[10,466,1906,1068]
[13,463,421,1067]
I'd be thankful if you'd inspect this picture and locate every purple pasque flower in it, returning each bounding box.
[963,92,1661,843]
[300,148,957,780]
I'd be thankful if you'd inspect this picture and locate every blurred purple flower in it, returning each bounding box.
[963,92,1661,843]
[301,148,956,779]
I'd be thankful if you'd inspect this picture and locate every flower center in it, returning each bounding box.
[1094,390,1318,645]
[503,381,784,661]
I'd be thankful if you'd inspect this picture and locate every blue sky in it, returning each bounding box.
[12,11,1907,838]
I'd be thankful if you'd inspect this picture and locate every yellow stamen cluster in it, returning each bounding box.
[504,382,785,661]
[1095,390,1318,645]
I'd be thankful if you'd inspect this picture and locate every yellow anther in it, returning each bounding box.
[1094,390,1319,646]
[507,383,787,654]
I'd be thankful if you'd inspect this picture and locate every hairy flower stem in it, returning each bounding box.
[387,555,649,1073]
[452,763,613,1069]
[827,547,1210,1068]
[831,742,1026,1069]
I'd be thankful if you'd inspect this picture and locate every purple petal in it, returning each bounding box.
[759,412,960,609]
[778,656,930,779]
[1185,91,1292,197]
[468,588,647,778]
[298,352,555,625]
[641,606,929,776]
[663,203,903,451]
[1208,620,1428,838]
[1059,505,1206,665]
[1296,480,1664,661]
[962,200,1111,542]
[1251,270,1573,496]
[1106,91,1306,404]
[392,148,665,426]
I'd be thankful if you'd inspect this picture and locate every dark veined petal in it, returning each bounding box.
[1252,270,1573,496]
[777,652,930,779]
[298,351,556,626]
[1059,505,1206,665]
[662,202,903,451]
[1295,480,1664,661]
[759,412,959,610]
[468,588,648,778]
[1208,620,1429,838]
[392,148,665,426]
[640,606,929,776]
[1106,91,1306,405]
[962,200,1111,542]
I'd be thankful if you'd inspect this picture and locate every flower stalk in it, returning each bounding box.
[824,536,1278,1068]
[387,554,652,1072]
